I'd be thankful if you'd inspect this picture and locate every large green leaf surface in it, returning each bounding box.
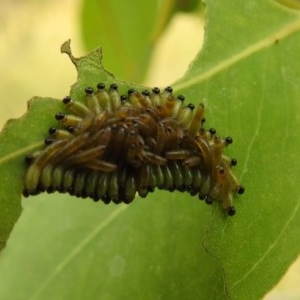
[0,1,300,299]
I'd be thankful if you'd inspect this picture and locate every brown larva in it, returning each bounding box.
[23,83,245,216]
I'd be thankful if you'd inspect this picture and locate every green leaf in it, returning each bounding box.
[1,1,300,300]
[172,0,300,299]
[80,0,167,82]
[0,97,63,253]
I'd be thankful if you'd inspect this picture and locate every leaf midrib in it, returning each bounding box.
[173,18,300,91]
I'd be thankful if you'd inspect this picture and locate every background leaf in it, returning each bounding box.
[81,0,165,82]
[1,0,300,300]
[0,97,63,254]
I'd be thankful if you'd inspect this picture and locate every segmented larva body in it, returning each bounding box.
[23,83,244,216]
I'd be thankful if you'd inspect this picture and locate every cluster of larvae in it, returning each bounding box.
[23,83,244,215]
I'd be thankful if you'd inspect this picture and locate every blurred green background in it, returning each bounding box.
[0,0,299,299]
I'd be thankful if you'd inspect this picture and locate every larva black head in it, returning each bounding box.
[198,194,206,200]
[237,185,245,195]
[152,87,160,94]
[85,87,94,95]
[177,95,185,102]
[96,83,105,91]
[67,126,75,133]
[48,127,57,135]
[187,103,195,110]
[231,158,238,166]
[23,83,244,216]
[110,83,118,90]
[190,188,198,196]
[209,128,216,135]
[225,136,233,145]
[55,112,65,121]
[227,206,236,216]
[205,197,213,205]
[120,95,128,102]
[165,86,173,93]
[62,96,72,104]
[127,88,135,95]
[44,138,54,145]
[142,90,150,97]
[25,154,35,164]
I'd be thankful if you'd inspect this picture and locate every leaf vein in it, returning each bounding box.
[230,197,300,290]
[173,19,300,91]
[29,205,128,300]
